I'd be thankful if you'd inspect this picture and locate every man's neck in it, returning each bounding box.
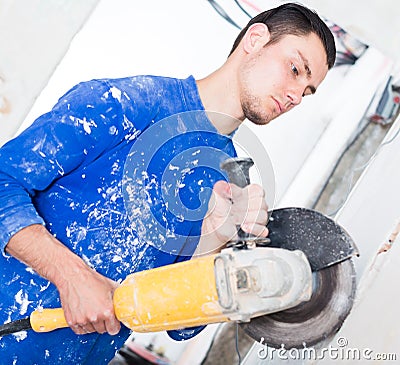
[196,62,244,135]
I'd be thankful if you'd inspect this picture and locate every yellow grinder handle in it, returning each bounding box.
[30,308,68,332]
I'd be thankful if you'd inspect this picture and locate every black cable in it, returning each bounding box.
[200,323,223,365]
[207,0,241,30]
[233,0,252,18]
[380,122,400,146]
[235,322,242,364]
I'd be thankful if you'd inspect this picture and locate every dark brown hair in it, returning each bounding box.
[229,2,336,69]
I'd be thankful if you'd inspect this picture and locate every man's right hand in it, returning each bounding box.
[6,224,121,335]
[195,180,269,256]
[56,256,120,335]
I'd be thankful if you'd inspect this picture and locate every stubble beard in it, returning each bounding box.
[241,91,272,126]
[239,57,273,126]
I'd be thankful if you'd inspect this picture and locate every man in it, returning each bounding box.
[0,2,335,364]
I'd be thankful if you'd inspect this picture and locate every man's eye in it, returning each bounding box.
[291,63,299,76]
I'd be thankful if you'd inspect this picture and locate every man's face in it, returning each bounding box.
[238,32,329,125]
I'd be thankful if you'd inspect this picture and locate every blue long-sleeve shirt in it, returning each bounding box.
[0,75,236,364]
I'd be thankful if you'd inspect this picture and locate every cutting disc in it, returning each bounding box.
[240,207,357,349]
[265,207,358,271]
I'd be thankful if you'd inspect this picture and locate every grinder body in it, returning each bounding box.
[113,247,312,333]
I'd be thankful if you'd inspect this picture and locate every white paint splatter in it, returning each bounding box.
[110,86,122,102]
[15,289,31,315]
[82,119,94,134]
[112,255,122,263]
[18,158,36,173]
[40,282,51,292]
[12,330,28,342]
[69,115,97,134]
[25,267,35,275]
[169,164,179,171]
[81,254,95,269]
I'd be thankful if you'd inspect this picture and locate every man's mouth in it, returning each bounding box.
[272,98,283,114]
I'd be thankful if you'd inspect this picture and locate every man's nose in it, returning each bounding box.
[286,85,303,106]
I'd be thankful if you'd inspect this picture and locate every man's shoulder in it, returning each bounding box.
[98,74,195,89]
[66,75,198,107]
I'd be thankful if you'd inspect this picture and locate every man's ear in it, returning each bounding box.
[242,23,271,54]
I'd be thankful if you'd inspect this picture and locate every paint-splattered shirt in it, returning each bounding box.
[0,75,236,364]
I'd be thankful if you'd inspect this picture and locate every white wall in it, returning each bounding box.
[303,0,400,63]
[0,0,99,146]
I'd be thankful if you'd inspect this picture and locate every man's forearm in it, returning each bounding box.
[5,224,121,335]
[5,224,87,289]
